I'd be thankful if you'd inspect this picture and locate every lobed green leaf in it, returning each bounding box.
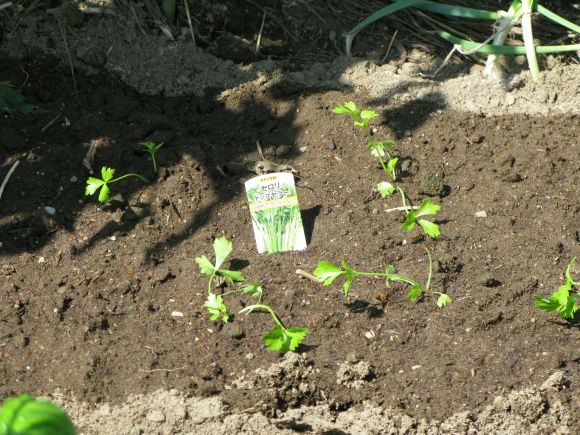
[436,294,452,308]
[204,293,229,323]
[416,198,441,217]
[377,181,395,198]
[213,236,233,270]
[218,269,245,286]
[262,325,308,353]
[195,255,215,276]
[418,219,440,239]
[406,284,423,302]
[313,261,344,286]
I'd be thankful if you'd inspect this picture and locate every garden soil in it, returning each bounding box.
[1,1,579,434]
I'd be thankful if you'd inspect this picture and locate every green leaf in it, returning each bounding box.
[85,177,104,196]
[418,219,440,239]
[341,260,355,297]
[416,198,441,217]
[97,183,111,203]
[406,284,423,302]
[140,141,164,153]
[377,181,395,197]
[195,255,215,276]
[559,295,578,319]
[286,327,309,351]
[332,101,359,117]
[534,296,561,313]
[360,110,378,120]
[204,293,229,323]
[262,325,308,353]
[354,119,368,128]
[401,211,418,231]
[100,166,115,182]
[386,157,398,174]
[436,294,452,308]
[241,282,262,299]
[0,83,46,115]
[564,257,577,284]
[262,325,289,352]
[553,282,572,307]
[0,394,76,435]
[213,236,233,270]
[217,269,245,286]
[313,261,344,286]
[369,141,385,157]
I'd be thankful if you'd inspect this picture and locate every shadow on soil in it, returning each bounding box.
[0,52,446,258]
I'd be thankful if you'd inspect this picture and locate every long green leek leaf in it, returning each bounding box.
[416,1,499,20]
[432,30,580,54]
[537,5,580,34]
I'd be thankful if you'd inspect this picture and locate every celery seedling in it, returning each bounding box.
[85,166,148,203]
[313,249,451,307]
[401,198,441,239]
[239,304,308,352]
[534,257,579,320]
[332,102,400,198]
[139,141,164,174]
[0,394,76,435]
[195,236,245,322]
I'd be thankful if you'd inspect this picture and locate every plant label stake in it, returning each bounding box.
[245,172,307,254]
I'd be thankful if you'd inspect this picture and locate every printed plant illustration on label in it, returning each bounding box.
[245,172,307,254]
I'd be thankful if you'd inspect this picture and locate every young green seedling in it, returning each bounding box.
[0,394,76,435]
[85,166,148,203]
[400,198,441,239]
[333,102,400,197]
[195,236,246,323]
[239,303,309,352]
[534,257,579,320]
[313,249,452,308]
[139,141,164,174]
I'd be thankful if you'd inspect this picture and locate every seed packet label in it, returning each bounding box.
[245,172,307,254]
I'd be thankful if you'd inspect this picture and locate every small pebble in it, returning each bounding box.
[411,365,422,370]
[299,146,308,152]
[70,176,78,182]
[44,206,56,215]
[38,257,46,263]
[171,311,184,317]
[474,210,488,218]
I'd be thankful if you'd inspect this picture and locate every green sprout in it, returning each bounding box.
[535,257,579,320]
[400,198,441,239]
[313,249,452,308]
[85,166,148,203]
[194,237,305,353]
[239,304,309,353]
[139,141,164,174]
[332,102,400,198]
[195,236,246,323]
[0,394,76,435]
[0,82,46,115]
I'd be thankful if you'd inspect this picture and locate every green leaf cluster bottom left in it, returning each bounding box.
[0,394,76,435]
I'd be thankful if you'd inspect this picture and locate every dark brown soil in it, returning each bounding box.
[0,52,578,425]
